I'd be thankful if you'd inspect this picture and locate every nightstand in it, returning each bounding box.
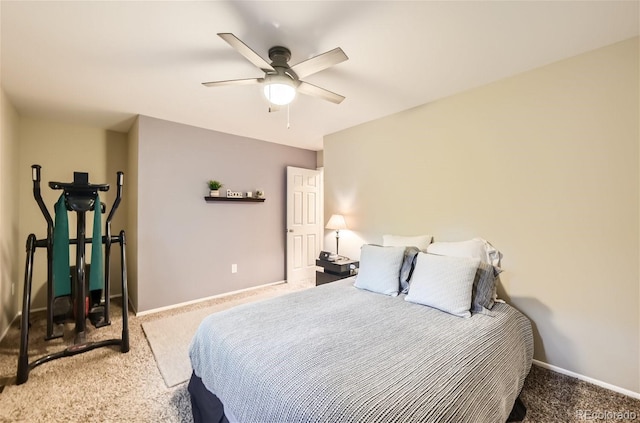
[315,258,359,286]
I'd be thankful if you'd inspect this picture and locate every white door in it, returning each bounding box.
[286,166,322,285]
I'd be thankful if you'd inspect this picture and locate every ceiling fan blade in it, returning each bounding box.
[297,81,345,104]
[291,47,348,79]
[202,78,263,88]
[218,33,274,73]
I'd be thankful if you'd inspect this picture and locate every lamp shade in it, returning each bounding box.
[263,74,296,105]
[326,214,347,230]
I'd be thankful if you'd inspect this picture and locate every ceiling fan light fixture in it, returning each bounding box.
[206,34,347,107]
[263,74,296,106]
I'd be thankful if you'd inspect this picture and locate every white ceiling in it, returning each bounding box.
[2,1,638,151]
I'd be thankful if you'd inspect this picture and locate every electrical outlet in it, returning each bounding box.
[231,264,237,274]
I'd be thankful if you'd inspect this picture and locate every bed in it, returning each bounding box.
[189,243,533,423]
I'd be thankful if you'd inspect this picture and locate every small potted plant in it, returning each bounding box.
[208,180,223,197]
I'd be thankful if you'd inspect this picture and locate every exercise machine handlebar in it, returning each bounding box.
[30,165,124,230]
[31,165,54,235]
[106,172,123,226]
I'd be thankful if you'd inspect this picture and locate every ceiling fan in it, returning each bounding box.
[202,33,348,109]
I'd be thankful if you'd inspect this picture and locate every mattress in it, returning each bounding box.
[189,278,533,423]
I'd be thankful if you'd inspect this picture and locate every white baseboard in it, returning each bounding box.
[127,296,138,315]
[0,293,124,343]
[0,313,20,343]
[532,359,640,400]
[135,280,287,317]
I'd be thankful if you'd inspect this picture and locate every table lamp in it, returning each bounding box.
[325,214,347,256]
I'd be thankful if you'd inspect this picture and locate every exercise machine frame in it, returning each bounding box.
[17,165,129,384]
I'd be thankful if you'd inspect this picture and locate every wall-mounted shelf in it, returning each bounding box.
[204,196,266,203]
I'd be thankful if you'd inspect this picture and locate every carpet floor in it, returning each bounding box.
[142,282,314,388]
[0,282,638,423]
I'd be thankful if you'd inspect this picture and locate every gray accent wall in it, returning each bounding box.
[132,116,316,313]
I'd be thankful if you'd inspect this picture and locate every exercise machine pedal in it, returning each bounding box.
[52,296,72,324]
[88,305,107,328]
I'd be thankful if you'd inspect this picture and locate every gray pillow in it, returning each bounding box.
[400,247,420,293]
[405,253,480,318]
[354,244,405,296]
[471,261,498,313]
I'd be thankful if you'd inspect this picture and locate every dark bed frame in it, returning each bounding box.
[187,372,527,423]
[188,373,229,423]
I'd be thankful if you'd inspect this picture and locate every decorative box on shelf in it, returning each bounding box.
[204,186,266,202]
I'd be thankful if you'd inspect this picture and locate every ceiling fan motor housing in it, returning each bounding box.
[206,33,348,105]
[266,46,298,85]
[268,46,292,66]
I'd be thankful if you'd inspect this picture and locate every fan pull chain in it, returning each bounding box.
[287,104,291,129]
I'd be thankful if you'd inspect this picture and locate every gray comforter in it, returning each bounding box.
[189,278,533,423]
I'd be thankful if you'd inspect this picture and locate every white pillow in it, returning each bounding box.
[354,244,405,296]
[382,234,432,251]
[405,253,480,318]
[478,238,503,269]
[426,238,502,269]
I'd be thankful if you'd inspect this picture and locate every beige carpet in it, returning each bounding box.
[1,279,638,423]
[0,280,311,422]
[142,288,298,387]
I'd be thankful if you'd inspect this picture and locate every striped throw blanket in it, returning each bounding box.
[190,278,533,423]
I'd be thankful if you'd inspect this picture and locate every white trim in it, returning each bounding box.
[532,359,640,399]
[135,280,286,317]
[317,166,324,253]
[127,295,138,315]
[18,293,124,317]
[0,313,20,342]
[0,294,124,342]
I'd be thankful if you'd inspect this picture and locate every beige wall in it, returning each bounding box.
[316,150,324,168]
[17,118,128,310]
[324,38,639,394]
[126,118,139,311]
[0,88,20,338]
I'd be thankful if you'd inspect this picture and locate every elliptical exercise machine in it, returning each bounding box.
[17,165,129,384]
